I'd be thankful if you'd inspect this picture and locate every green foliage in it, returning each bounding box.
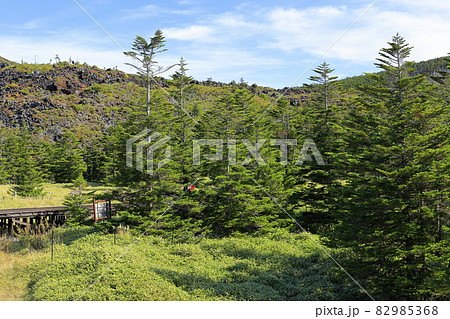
[338,56,449,91]
[328,34,450,300]
[124,30,175,115]
[24,227,363,301]
[72,174,87,191]
[307,61,339,109]
[4,62,53,74]
[42,132,87,183]
[430,54,450,84]
[2,130,44,197]
[9,183,44,198]
[63,195,90,225]
[63,184,95,225]
[1,34,449,301]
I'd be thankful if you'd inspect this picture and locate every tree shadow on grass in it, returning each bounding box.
[152,245,369,301]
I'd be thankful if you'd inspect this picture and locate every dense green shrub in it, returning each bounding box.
[25,227,365,301]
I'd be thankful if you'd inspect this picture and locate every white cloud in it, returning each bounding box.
[177,0,198,5]
[18,19,45,30]
[264,4,450,62]
[2,1,449,88]
[325,7,450,63]
[216,13,262,31]
[154,2,449,85]
[389,0,450,11]
[0,35,124,69]
[266,7,346,52]
[5,18,46,31]
[163,25,216,42]
[120,3,199,20]
[120,5,161,20]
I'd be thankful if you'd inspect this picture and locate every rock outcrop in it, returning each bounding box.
[0,61,141,140]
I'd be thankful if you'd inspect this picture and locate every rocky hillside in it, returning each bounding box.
[0,58,306,140]
[1,55,446,140]
[0,57,14,68]
[0,60,144,139]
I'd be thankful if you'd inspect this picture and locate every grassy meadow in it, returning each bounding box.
[0,251,39,300]
[0,183,115,209]
[0,227,364,301]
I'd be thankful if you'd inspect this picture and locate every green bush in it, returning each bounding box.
[25,227,365,301]
[9,184,44,198]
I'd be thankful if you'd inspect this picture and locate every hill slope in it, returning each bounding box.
[0,56,447,139]
[0,61,144,139]
[20,227,364,301]
[337,56,449,90]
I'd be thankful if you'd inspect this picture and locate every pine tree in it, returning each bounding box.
[374,32,414,104]
[285,95,347,234]
[193,87,287,235]
[308,61,339,110]
[111,92,206,238]
[0,129,11,184]
[330,34,450,300]
[6,131,44,197]
[171,57,195,110]
[124,30,176,115]
[43,132,87,183]
[63,183,94,226]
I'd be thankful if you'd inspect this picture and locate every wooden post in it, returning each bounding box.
[25,217,30,234]
[8,219,13,236]
[51,227,54,262]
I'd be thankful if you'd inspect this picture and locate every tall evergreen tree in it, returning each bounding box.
[124,30,176,115]
[193,87,287,235]
[0,129,11,184]
[171,57,195,110]
[330,34,450,300]
[285,98,346,234]
[43,132,87,183]
[308,61,339,110]
[6,132,44,197]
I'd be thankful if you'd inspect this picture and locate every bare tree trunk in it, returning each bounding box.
[146,80,151,116]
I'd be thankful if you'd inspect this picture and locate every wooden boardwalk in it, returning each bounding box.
[0,205,94,235]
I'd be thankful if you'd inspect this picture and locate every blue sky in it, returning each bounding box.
[1,0,449,88]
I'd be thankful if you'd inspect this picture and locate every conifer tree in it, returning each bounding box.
[374,32,414,104]
[285,98,346,234]
[308,61,338,110]
[331,34,450,300]
[193,87,286,235]
[112,93,205,237]
[0,129,10,184]
[171,57,195,110]
[7,132,44,197]
[43,132,87,183]
[124,30,176,115]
